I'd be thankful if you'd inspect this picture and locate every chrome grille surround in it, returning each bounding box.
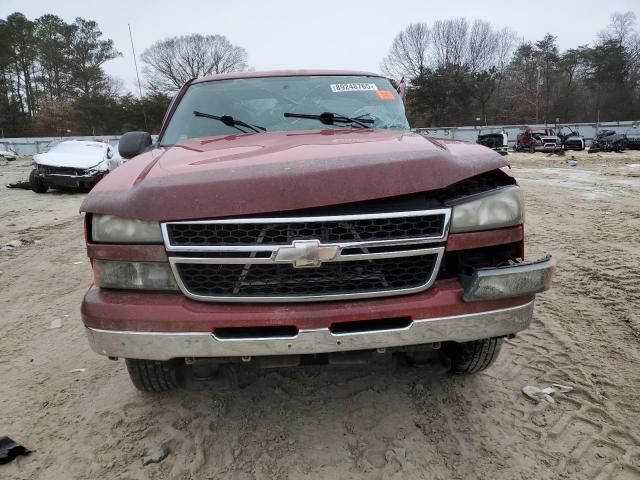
[162,208,450,302]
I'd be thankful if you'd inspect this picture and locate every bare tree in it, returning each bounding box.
[494,27,518,73]
[104,75,124,97]
[380,23,430,79]
[599,11,638,46]
[489,27,518,122]
[600,11,640,87]
[141,34,248,93]
[431,18,468,70]
[466,19,498,73]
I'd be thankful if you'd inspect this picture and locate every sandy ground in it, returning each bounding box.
[1,150,639,480]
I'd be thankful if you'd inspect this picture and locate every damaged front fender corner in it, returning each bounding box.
[462,255,556,302]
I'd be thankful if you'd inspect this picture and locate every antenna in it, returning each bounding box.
[128,23,148,131]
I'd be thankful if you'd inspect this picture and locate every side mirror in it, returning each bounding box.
[118,131,152,159]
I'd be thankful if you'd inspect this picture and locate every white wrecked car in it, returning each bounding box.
[30,140,122,193]
[0,148,18,160]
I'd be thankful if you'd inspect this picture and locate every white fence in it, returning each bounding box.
[1,120,639,155]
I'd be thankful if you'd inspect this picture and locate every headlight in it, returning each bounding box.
[450,186,523,233]
[92,215,163,243]
[93,260,178,290]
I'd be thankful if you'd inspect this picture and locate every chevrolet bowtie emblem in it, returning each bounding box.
[274,240,339,268]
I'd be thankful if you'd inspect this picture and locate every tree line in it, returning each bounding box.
[382,12,640,127]
[1,10,639,137]
[0,13,247,137]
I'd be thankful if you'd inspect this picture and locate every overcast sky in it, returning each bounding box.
[3,0,639,92]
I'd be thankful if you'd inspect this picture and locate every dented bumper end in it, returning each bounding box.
[463,256,556,302]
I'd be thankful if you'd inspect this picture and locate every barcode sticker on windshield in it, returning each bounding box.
[330,83,379,93]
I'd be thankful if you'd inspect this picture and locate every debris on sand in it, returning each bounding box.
[0,436,30,464]
[0,240,23,252]
[523,384,573,405]
[142,443,170,466]
[5,181,30,190]
[50,319,62,329]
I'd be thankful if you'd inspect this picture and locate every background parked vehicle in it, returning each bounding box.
[588,130,628,153]
[30,140,122,193]
[0,147,18,160]
[624,126,640,149]
[477,128,509,155]
[557,126,585,151]
[515,128,561,152]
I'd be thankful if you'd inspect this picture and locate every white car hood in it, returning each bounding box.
[34,152,107,170]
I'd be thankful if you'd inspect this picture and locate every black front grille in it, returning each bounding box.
[167,214,445,246]
[176,254,437,298]
[38,164,84,176]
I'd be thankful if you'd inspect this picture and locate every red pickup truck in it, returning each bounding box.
[80,70,555,392]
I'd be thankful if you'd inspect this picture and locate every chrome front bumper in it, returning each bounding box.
[536,143,561,151]
[85,301,534,360]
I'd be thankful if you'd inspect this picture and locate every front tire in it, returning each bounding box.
[29,169,48,193]
[125,359,179,392]
[445,337,503,374]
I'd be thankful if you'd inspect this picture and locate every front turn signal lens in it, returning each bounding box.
[93,260,178,291]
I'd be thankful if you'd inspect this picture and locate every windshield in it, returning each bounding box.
[160,75,410,145]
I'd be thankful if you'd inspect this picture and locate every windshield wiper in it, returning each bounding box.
[193,111,266,134]
[283,112,374,129]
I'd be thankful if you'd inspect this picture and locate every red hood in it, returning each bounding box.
[81,129,507,221]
